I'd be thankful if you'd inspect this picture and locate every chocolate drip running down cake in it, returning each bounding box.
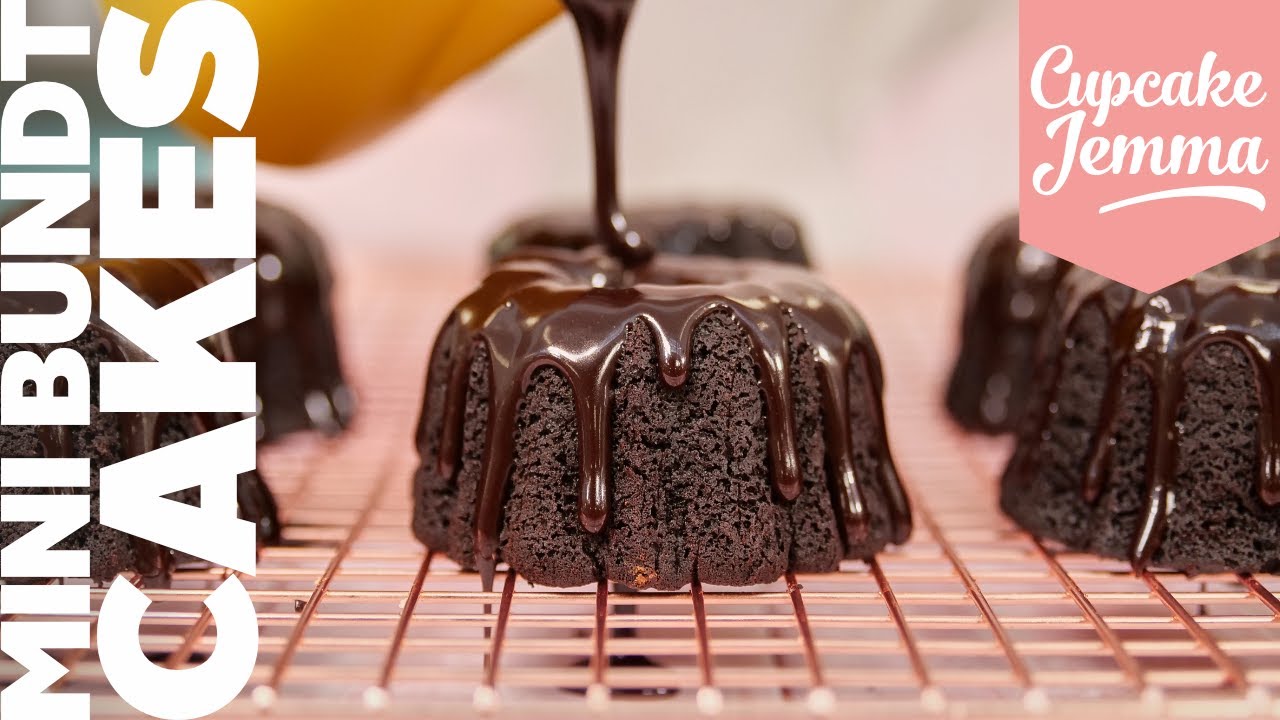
[3,191,356,442]
[413,247,911,589]
[411,0,910,589]
[0,259,279,584]
[945,216,1070,433]
[1002,246,1280,573]
[489,205,809,267]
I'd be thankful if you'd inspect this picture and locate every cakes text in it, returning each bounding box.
[1,1,260,718]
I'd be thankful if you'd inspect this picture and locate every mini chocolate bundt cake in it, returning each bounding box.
[412,247,911,589]
[489,205,809,267]
[945,215,1071,433]
[1001,255,1280,574]
[0,259,278,584]
[1,190,355,442]
[233,200,354,442]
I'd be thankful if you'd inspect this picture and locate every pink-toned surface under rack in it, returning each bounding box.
[4,256,1279,719]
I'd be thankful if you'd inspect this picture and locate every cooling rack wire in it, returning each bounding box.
[3,255,1279,719]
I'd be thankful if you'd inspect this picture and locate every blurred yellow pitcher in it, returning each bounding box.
[104,0,561,165]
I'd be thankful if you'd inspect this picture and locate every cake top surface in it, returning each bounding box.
[489,205,808,267]
[452,247,876,394]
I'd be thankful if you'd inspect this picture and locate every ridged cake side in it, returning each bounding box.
[1001,281,1280,574]
[413,311,899,589]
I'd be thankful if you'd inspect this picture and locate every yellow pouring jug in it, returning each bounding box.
[104,0,561,165]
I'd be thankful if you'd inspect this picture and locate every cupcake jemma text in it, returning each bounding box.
[1029,45,1269,209]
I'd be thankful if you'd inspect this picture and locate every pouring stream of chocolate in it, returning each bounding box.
[564,0,653,266]
[419,0,912,588]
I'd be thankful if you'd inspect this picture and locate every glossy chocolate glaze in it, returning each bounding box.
[564,0,653,266]
[236,201,354,441]
[419,246,912,586]
[1,258,279,580]
[946,216,1072,433]
[1007,259,1280,569]
[416,0,910,588]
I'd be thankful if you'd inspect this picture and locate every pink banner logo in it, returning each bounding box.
[1019,0,1279,292]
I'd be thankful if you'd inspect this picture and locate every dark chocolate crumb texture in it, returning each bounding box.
[412,247,911,589]
[0,259,279,584]
[1002,242,1280,574]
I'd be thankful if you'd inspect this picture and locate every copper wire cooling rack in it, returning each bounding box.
[3,257,1280,719]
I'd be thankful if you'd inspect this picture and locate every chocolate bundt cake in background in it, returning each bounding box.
[0,260,279,584]
[489,205,809,267]
[2,190,355,442]
[1212,236,1280,277]
[1002,252,1280,574]
[948,216,1280,572]
[945,215,1071,433]
[413,247,911,590]
[947,217,1280,439]
[233,200,354,442]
